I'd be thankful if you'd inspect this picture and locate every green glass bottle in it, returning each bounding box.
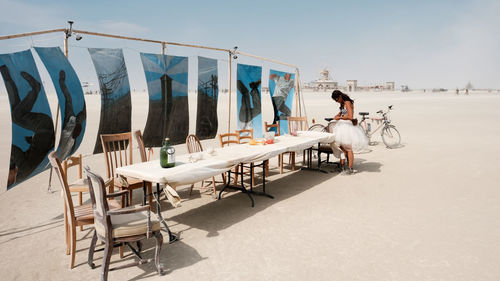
[160,138,175,168]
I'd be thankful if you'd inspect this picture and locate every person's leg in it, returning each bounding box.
[347,150,354,168]
[339,146,347,168]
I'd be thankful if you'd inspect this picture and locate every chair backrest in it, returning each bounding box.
[264,122,280,136]
[287,116,308,134]
[236,129,253,144]
[62,154,83,183]
[85,167,112,239]
[133,130,152,163]
[186,134,203,153]
[218,132,239,147]
[48,152,75,223]
[101,132,133,179]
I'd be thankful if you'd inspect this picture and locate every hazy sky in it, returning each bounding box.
[0,0,498,90]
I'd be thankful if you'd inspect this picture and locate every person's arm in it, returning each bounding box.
[334,111,341,120]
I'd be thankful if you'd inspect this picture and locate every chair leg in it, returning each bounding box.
[64,203,70,255]
[265,160,269,177]
[211,176,217,194]
[78,192,83,231]
[70,225,77,269]
[234,166,239,185]
[88,230,97,269]
[221,173,227,185]
[101,242,113,281]
[154,231,164,275]
[147,184,153,209]
[189,184,195,196]
[291,152,296,170]
[129,188,133,205]
[280,154,284,174]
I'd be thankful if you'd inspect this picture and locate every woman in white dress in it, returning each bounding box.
[331,90,368,174]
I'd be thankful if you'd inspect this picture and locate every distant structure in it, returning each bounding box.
[311,68,338,91]
[303,69,396,92]
[346,80,357,92]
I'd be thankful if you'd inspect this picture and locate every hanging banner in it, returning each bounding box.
[35,47,86,160]
[0,50,55,189]
[236,63,262,137]
[88,48,131,154]
[268,69,295,135]
[140,53,188,146]
[196,56,218,140]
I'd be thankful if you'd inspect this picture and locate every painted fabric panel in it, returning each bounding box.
[268,69,295,135]
[236,63,262,137]
[88,48,131,154]
[140,53,188,146]
[0,49,55,189]
[35,47,86,160]
[196,56,218,140]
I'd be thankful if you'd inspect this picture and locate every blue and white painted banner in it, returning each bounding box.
[196,56,218,140]
[35,47,86,160]
[0,49,55,189]
[268,69,295,135]
[88,48,131,154]
[236,63,262,137]
[140,53,189,146]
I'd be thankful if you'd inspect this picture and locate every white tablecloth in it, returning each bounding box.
[116,131,335,187]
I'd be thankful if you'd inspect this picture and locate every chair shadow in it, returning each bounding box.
[75,229,206,278]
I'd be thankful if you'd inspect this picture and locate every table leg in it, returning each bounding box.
[146,182,178,243]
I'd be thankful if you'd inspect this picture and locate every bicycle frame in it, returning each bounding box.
[359,106,393,137]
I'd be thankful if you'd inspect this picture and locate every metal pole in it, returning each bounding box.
[47,31,68,192]
[227,52,232,133]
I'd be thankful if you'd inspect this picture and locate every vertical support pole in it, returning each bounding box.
[294,68,300,117]
[227,52,232,133]
[48,31,67,192]
[161,42,166,55]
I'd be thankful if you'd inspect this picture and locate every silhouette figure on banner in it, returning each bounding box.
[0,65,55,187]
[57,70,86,160]
[237,79,261,130]
[269,73,294,124]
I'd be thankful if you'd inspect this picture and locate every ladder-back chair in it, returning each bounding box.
[48,152,121,269]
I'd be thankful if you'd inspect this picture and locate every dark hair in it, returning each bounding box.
[331,90,354,109]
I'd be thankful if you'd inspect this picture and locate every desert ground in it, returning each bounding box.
[1,90,500,280]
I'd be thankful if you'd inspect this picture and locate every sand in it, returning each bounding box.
[1,90,500,280]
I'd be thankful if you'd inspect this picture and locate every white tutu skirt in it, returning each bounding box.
[333,120,368,152]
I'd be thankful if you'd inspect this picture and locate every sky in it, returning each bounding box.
[0,0,499,91]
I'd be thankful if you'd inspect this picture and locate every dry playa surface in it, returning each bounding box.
[0,91,500,280]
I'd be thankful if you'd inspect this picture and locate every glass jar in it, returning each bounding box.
[160,138,175,168]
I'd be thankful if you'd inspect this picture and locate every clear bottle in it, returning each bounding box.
[367,123,371,132]
[160,138,175,168]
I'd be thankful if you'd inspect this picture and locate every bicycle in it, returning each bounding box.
[358,105,401,149]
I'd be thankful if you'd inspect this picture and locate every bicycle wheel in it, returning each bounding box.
[381,125,401,148]
[308,124,327,132]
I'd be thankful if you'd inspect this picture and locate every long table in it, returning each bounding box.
[116,131,335,240]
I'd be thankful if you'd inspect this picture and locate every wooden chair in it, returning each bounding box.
[48,151,122,269]
[85,167,164,281]
[264,122,284,174]
[101,132,146,207]
[185,134,221,195]
[62,154,87,232]
[287,116,312,168]
[218,132,239,184]
[132,130,153,206]
[235,129,259,186]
